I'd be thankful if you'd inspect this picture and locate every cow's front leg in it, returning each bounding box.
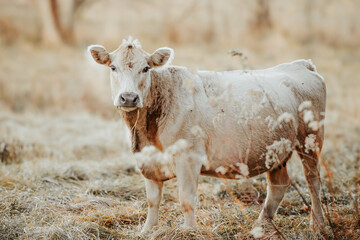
[142,178,163,232]
[176,156,202,228]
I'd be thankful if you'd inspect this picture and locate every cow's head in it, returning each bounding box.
[88,38,173,112]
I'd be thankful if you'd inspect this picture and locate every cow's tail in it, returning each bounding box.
[293,59,325,84]
[304,59,317,72]
[292,59,317,72]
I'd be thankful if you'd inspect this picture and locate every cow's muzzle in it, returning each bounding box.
[117,92,140,112]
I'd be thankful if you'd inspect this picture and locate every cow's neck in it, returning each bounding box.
[120,69,173,153]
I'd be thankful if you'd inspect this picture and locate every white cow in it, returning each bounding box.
[88,38,326,233]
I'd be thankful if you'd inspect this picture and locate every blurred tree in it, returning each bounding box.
[251,0,272,31]
[37,0,62,46]
[165,1,197,43]
[36,0,88,46]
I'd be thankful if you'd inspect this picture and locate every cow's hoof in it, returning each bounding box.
[141,223,158,233]
[250,226,265,239]
[251,218,275,239]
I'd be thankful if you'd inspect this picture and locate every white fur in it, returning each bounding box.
[87,44,107,65]
[88,39,326,232]
[121,36,142,49]
[153,47,174,69]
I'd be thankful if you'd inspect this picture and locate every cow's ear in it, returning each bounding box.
[88,45,111,65]
[148,47,174,68]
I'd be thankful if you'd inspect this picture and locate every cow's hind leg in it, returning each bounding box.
[298,149,325,228]
[258,164,290,220]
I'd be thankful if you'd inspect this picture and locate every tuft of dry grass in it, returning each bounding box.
[0,140,23,165]
[149,226,218,240]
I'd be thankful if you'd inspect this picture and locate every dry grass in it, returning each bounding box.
[0,4,359,237]
[149,227,219,240]
[0,46,358,239]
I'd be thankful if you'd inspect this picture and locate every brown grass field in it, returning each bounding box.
[0,1,359,239]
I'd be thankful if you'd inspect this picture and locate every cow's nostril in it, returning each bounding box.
[120,96,126,103]
[133,95,139,103]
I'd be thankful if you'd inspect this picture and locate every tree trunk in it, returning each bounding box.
[37,0,62,46]
[37,0,86,46]
[57,0,76,44]
[252,0,272,30]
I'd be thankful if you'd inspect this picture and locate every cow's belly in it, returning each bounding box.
[199,91,298,178]
[200,148,293,179]
[201,131,294,179]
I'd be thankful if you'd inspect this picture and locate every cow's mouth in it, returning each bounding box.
[117,106,138,112]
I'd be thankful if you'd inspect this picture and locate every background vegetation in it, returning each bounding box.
[0,0,359,239]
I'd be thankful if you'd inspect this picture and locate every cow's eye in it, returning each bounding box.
[142,66,149,73]
[110,65,116,71]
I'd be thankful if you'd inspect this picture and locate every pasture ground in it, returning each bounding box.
[0,42,359,239]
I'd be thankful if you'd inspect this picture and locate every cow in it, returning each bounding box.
[88,37,326,233]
